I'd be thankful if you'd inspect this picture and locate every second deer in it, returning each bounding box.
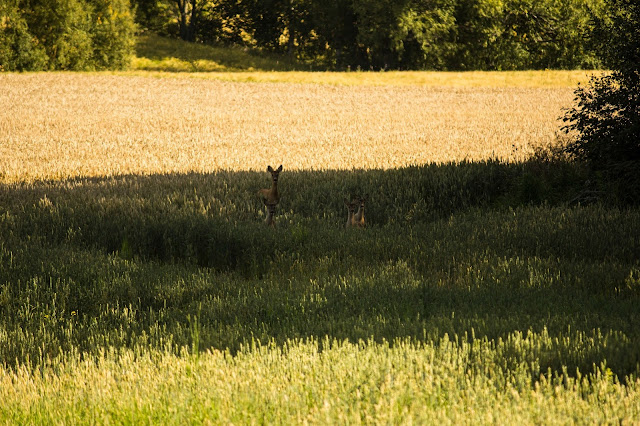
[344,198,358,229]
[353,195,368,228]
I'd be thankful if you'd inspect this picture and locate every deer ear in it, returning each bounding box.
[267,166,273,172]
[276,165,283,172]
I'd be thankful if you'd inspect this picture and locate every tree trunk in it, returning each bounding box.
[287,1,295,60]
[188,0,198,42]
[288,23,295,60]
[175,0,197,42]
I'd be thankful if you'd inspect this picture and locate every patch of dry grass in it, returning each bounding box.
[124,69,597,88]
[0,73,576,183]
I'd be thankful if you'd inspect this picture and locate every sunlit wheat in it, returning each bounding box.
[0,72,580,183]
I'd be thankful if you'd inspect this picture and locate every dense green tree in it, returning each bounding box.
[246,0,287,50]
[449,0,503,69]
[126,0,604,71]
[393,0,456,69]
[89,0,137,68]
[3,0,609,71]
[1,0,136,71]
[347,0,456,70]
[450,0,602,70]
[563,0,640,203]
[0,0,48,71]
[21,0,95,70]
[530,0,603,69]
[307,0,363,69]
[351,0,400,68]
[193,0,283,48]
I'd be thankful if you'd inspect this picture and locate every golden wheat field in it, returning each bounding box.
[0,72,586,183]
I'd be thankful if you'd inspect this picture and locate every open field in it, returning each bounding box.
[0,72,583,183]
[1,69,639,423]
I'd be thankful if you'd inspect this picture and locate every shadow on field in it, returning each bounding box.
[2,160,640,377]
[1,159,596,269]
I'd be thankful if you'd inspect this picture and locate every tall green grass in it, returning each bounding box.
[1,160,639,422]
[2,339,638,424]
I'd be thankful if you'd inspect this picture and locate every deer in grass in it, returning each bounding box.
[344,198,358,229]
[263,198,278,227]
[257,165,282,205]
[353,195,368,228]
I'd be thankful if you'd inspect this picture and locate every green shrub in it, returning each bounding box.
[562,0,640,203]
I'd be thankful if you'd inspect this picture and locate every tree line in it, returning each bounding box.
[2,0,608,71]
[137,0,607,70]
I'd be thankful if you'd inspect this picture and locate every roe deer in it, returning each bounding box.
[257,165,282,205]
[263,198,278,227]
[344,198,358,229]
[353,195,368,228]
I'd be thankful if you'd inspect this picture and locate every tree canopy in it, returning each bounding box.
[133,0,606,71]
[0,0,611,71]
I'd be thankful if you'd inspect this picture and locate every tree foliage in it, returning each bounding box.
[562,0,640,203]
[0,0,136,71]
[0,0,48,71]
[128,0,604,70]
[0,0,612,71]
[451,0,603,70]
[88,0,137,68]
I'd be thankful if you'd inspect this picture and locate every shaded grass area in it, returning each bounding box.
[1,160,639,383]
[131,33,300,72]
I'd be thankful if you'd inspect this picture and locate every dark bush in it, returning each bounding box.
[562,0,640,203]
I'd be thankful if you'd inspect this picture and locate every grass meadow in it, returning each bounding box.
[1,38,639,423]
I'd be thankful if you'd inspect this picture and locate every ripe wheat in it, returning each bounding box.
[1,73,577,183]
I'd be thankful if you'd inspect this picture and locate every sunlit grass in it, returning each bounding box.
[2,339,638,424]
